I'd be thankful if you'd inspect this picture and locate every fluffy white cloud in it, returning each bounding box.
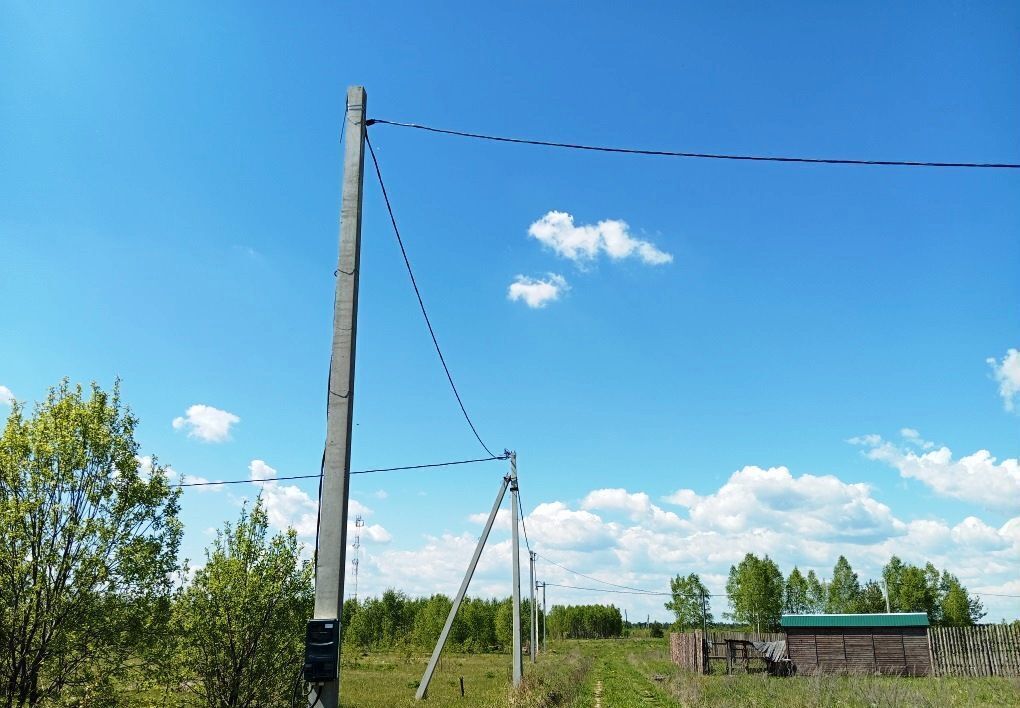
[526,502,616,550]
[664,466,902,542]
[900,428,935,450]
[987,348,1020,412]
[247,459,390,543]
[853,434,1020,512]
[582,489,687,530]
[507,273,568,308]
[172,404,240,442]
[528,211,672,265]
[467,508,512,529]
[353,462,1020,621]
[0,385,14,406]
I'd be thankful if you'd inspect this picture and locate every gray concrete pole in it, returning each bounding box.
[415,474,512,700]
[510,453,522,687]
[541,582,547,652]
[529,551,537,663]
[311,85,367,708]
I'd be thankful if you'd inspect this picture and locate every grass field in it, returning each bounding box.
[336,638,1020,708]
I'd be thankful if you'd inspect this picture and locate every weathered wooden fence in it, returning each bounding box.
[670,631,785,673]
[928,625,1020,677]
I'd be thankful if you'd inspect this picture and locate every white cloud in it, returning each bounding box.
[581,489,687,530]
[663,466,902,542]
[373,490,389,500]
[467,508,512,529]
[900,428,935,450]
[987,348,1020,412]
[247,460,390,544]
[0,385,14,406]
[526,502,616,550]
[853,435,1020,512]
[351,457,1020,621]
[527,211,672,265]
[172,404,240,442]
[507,273,568,308]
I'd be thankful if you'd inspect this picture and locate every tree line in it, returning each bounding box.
[0,381,999,706]
[0,381,611,707]
[665,553,987,634]
[341,592,543,654]
[545,604,623,639]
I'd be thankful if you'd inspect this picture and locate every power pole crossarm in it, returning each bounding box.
[310,85,367,708]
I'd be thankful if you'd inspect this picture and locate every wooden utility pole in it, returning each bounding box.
[311,85,367,708]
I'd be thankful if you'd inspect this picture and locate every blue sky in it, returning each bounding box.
[2,1,1018,621]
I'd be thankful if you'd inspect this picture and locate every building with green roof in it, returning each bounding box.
[782,613,931,675]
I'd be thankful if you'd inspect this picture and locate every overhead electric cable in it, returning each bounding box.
[536,553,669,595]
[365,132,498,457]
[516,487,533,553]
[367,119,1020,170]
[546,583,730,599]
[176,454,507,487]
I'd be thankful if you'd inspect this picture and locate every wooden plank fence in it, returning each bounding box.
[670,631,785,674]
[928,625,1020,677]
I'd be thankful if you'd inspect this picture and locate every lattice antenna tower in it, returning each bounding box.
[351,515,365,601]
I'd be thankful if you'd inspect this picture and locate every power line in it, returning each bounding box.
[176,454,507,488]
[367,118,1020,170]
[536,553,666,595]
[364,132,499,458]
[544,582,728,599]
[516,486,533,553]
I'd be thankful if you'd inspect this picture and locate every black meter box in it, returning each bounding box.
[304,619,340,682]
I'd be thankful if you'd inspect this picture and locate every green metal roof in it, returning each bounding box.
[781,613,929,628]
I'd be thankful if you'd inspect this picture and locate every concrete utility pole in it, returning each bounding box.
[882,578,891,613]
[510,453,522,687]
[415,471,513,699]
[535,581,546,652]
[311,85,367,708]
[529,551,537,663]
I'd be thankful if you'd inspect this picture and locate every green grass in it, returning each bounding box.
[121,639,1020,706]
[336,639,1020,708]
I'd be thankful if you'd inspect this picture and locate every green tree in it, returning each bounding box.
[939,572,985,626]
[168,498,313,707]
[0,381,182,708]
[805,570,826,613]
[855,580,888,613]
[783,567,811,614]
[885,559,937,617]
[725,554,784,632]
[664,573,712,631]
[826,556,861,613]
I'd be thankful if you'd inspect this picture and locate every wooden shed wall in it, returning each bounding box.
[786,627,930,676]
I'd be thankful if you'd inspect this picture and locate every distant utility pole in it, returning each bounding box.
[529,551,537,663]
[510,453,522,687]
[311,85,367,708]
[700,589,710,674]
[882,578,891,613]
[535,581,547,652]
[415,452,520,699]
[352,515,364,601]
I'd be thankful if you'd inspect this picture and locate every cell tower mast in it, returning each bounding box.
[352,515,364,601]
